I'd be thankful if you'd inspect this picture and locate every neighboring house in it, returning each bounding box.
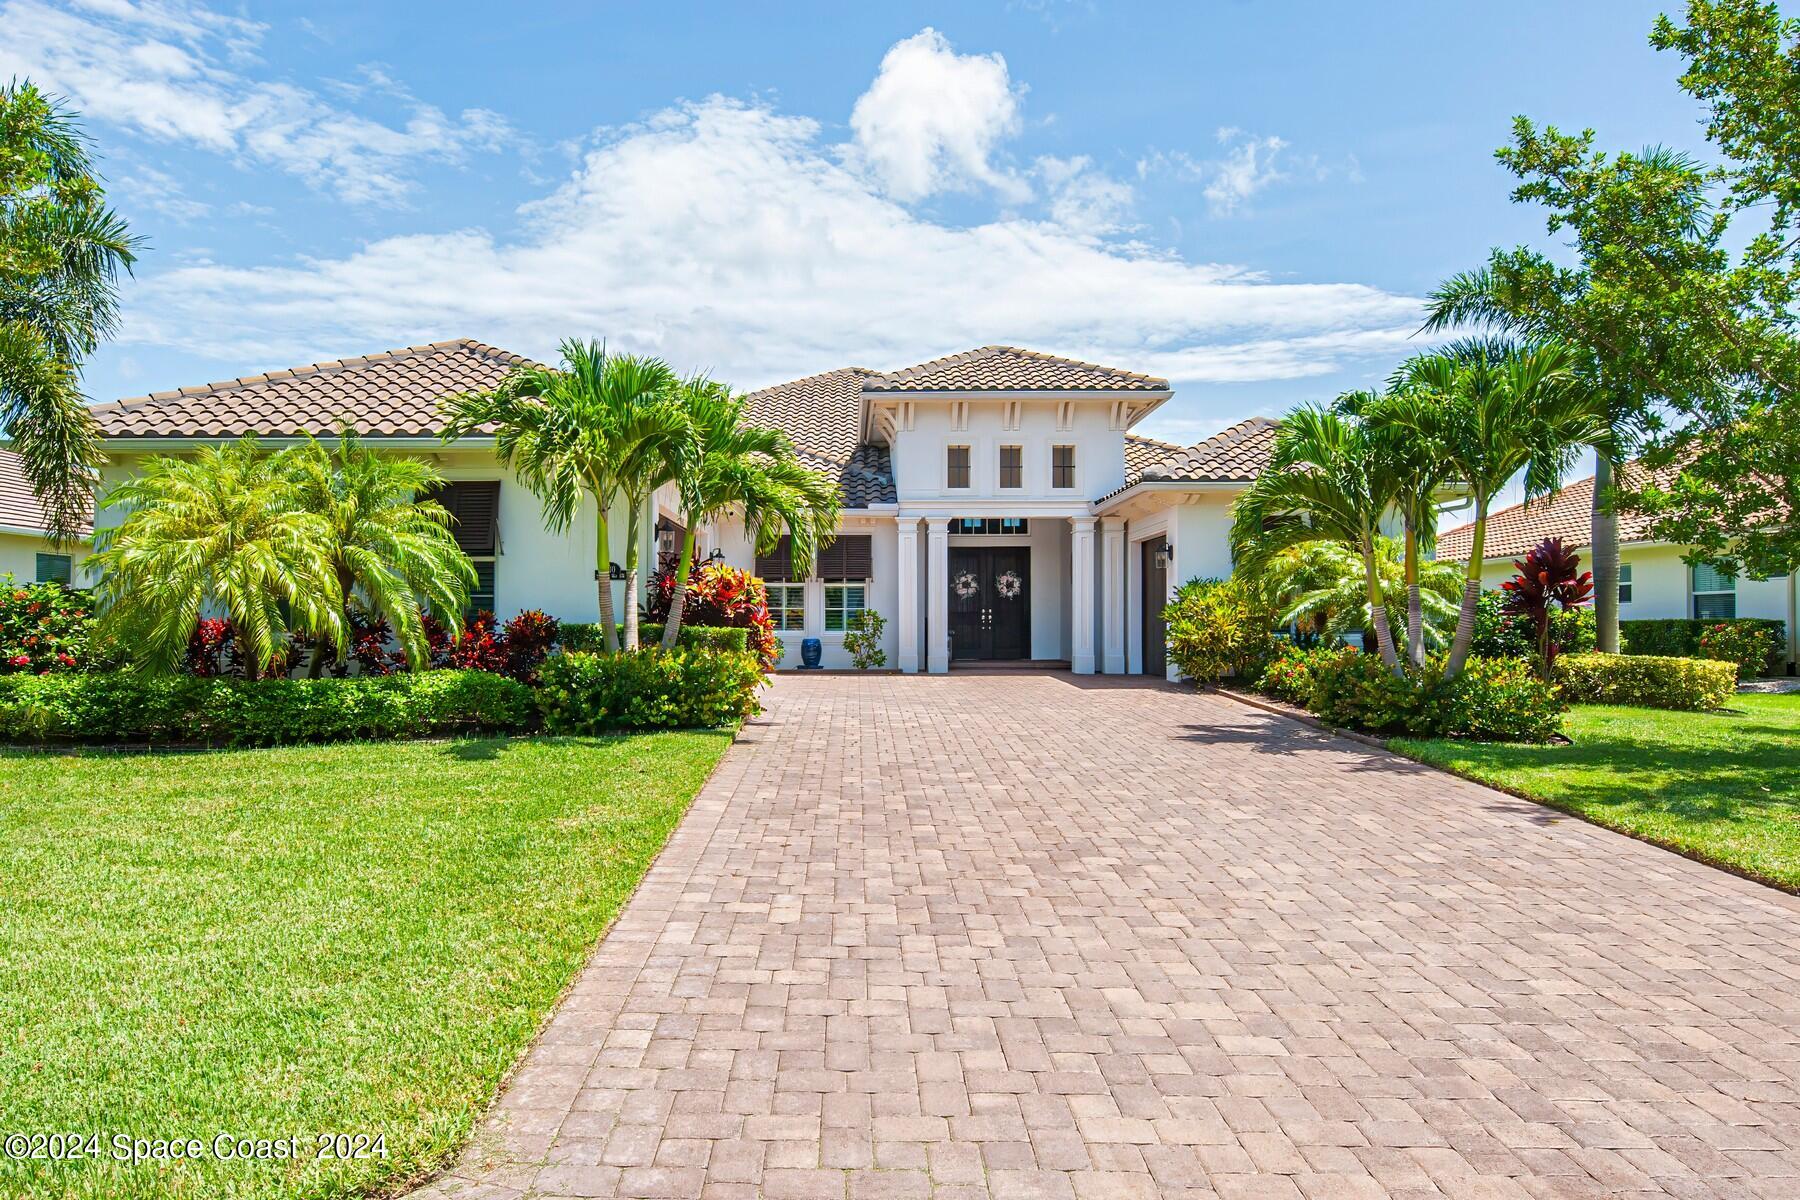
[0,449,89,585]
[1437,464,1798,670]
[87,339,1283,675]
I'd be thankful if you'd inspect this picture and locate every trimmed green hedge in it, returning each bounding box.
[1555,652,1736,711]
[1263,648,1565,743]
[537,647,762,733]
[558,623,751,655]
[0,670,535,746]
[1622,617,1786,661]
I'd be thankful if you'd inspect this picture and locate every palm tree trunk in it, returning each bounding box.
[1592,453,1620,654]
[1404,516,1424,668]
[1363,541,1402,674]
[595,505,619,653]
[1444,500,1487,679]
[622,496,643,651]
[662,527,698,649]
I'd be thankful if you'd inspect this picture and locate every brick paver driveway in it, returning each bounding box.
[419,674,1800,1200]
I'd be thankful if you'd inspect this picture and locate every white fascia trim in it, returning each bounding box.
[864,388,1171,402]
[1091,479,1245,514]
[100,436,456,452]
[0,521,89,542]
[898,499,1096,519]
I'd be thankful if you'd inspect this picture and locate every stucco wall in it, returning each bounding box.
[889,400,1127,503]
[0,531,88,584]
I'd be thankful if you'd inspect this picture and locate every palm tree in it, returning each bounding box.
[1389,339,1617,678]
[660,376,842,648]
[1231,405,1407,674]
[285,429,476,675]
[89,439,343,678]
[1,82,142,542]
[1251,537,1463,650]
[441,339,680,653]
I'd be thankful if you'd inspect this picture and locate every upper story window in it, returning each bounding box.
[1617,562,1633,605]
[1051,444,1076,489]
[1692,562,1735,619]
[999,445,1022,489]
[947,445,971,489]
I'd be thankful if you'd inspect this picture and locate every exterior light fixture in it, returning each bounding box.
[705,548,726,565]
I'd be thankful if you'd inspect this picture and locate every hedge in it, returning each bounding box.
[558,623,750,655]
[0,670,535,746]
[1621,617,1786,662]
[537,647,762,733]
[1555,652,1736,711]
[1260,648,1565,743]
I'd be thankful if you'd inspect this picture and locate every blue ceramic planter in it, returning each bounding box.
[799,637,823,669]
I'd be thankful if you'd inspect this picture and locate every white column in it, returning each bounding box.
[926,518,951,674]
[1101,516,1126,674]
[1070,515,1096,674]
[896,517,921,673]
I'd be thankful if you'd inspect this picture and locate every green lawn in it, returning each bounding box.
[0,733,730,1200]
[1392,692,1800,890]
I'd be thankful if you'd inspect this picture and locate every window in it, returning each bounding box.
[433,481,500,620]
[766,583,806,631]
[1617,562,1633,605]
[947,445,971,489]
[825,583,866,632]
[952,518,1029,535]
[1692,562,1736,619]
[35,553,71,585]
[1051,445,1076,489]
[999,445,1022,489]
[468,559,497,618]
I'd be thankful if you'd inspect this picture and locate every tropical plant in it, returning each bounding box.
[1230,405,1406,672]
[0,575,92,673]
[1471,590,1595,663]
[1697,620,1782,680]
[658,376,840,647]
[646,563,780,672]
[285,429,475,674]
[440,339,682,654]
[1162,576,1278,683]
[1,82,141,543]
[1499,537,1594,678]
[1243,536,1462,653]
[89,440,344,678]
[1386,340,1616,678]
[841,608,888,671]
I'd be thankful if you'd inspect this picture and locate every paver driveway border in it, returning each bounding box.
[412,672,1800,1200]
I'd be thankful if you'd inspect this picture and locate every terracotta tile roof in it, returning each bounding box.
[1122,433,1183,486]
[90,339,537,440]
[1438,460,1677,562]
[865,345,1169,393]
[743,368,895,507]
[0,448,92,538]
[1097,418,1280,504]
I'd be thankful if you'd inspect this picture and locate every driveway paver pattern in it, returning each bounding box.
[415,674,1800,1199]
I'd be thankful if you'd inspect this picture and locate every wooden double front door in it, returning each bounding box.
[949,547,1031,661]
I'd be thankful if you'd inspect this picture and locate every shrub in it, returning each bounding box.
[1697,621,1783,680]
[1254,642,1335,706]
[557,623,749,655]
[536,647,762,733]
[502,609,560,683]
[1555,652,1736,711]
[646,564,780,672]
[0,670,534,746]
[1163,577,1278,683]
[841,609,888,670]
[1470,591,1595,663]
[1306,648,1427,734]
[1497,538,1594,676]
[1426,657,1566,744]
[0,577,95,674]
[1621,616,1786,660]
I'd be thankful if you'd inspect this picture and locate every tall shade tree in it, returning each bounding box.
[1389,340,1617,678]
[285,429,476,675]
[89,439,344,678]
[1230,405,1407,674]
[660,376,842,648]
[441,339,679,653]
[1,81,141,543]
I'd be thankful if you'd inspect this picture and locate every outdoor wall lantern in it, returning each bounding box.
[1154,546,1172,571]
[705,548,727,565]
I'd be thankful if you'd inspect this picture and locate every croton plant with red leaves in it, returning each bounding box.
[1500,537,1594,677]
[646,563,780,672]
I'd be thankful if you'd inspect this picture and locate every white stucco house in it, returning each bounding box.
[1439,463,1798,671]
[85,339,1283,675]
[0,449,88,586]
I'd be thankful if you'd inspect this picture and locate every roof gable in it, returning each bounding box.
[864,345,1169,393]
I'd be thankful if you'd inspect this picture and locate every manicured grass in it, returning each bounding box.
[0,733,730,1200]
[1392,693,1800,890]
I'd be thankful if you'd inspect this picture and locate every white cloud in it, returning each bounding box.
[121,93,1428,396]
[1036,154,1133,234]
[848,28,1029,202]
[0,0,512,205]
[119,164,210,220]
[1202,128,1288,216]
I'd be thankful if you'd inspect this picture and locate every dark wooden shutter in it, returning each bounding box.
[755,536,794,581]
[816,535,872,581]
[437,481,500,555]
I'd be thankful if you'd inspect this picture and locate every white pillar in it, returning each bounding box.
[896,517,921,673]
[926,518,951,673]
[1102,516,1126,674]
[1070,515,1096,674]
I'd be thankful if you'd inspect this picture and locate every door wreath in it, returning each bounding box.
[995,570,1022,599]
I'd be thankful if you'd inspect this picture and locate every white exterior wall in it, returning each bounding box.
[888,400,1126,503]
[0,531,88,584]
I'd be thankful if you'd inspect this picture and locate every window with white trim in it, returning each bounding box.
[1692,562,1736,619]
[1617,562,1632,605]
[946,445,971,489]
[824,584,866,633]
[999,445,1022,489]
[1051,444,1076,489]
[766,583,806,631]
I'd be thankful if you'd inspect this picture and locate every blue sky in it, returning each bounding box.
[4,0,1696,450]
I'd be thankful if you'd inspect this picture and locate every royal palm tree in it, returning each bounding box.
[659,376,842,647]
[1231,405,1407,673]
[285,429,475,675]
[441,340,680,653]
[89,439,343,678]
[1389,339,1617,678]
[1,82,142,542]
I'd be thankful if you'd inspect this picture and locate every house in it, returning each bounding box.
[86,339,1282,675]
[0,449,89,585]
[1437,463,1798,670]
